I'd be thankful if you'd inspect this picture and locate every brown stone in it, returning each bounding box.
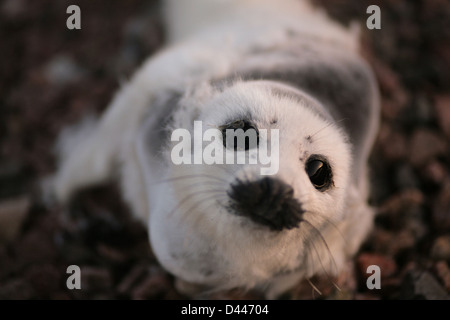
[434,95,450,139]
[0,196,30,244]
[408,129,447,167]
[432,179,450,231]
[357,253,397,279]
[431,235,450,261]
[435,261,450,292]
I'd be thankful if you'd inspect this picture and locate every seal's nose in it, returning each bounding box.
[228,177,304,231]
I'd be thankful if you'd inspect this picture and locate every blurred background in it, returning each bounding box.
[0,0,449,299]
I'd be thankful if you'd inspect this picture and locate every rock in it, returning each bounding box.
[23,263,61,298]
[431,235,450,261]
[0,278,35,300]
[357,253,397,280]
[0,161,28,199]
[354,293,380,300]
[11,214,59,269]
[96,243,128,263]
[422,160,448,185]
[79,266,112,293]
[131,267,171,300]
[434,261,450,292]
[377,124,408,161]
[432,179,450,232]
[117,264,148,295]
[408,129,447,167]
[43,55,84,86]
[395,164,420,190]
[0,245,12,279]
[0,0,26,19]
[399,95,435,128]
[378,189,424,218]
[370,228,417,256]
[434,95,450,139]
[0,196,30,244]
[400,271,450,300]
[371,58,408,120]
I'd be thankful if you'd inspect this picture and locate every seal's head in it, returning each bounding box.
[151,80,353,293]
[169,80,351,225]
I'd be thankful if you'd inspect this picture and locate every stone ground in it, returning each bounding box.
[0,0,449,299]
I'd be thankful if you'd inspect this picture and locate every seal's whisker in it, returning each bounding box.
[309,211,348,246]
[153,173,228,185]
[168,187,225,219]
[214,163,241,176]
[310,118,347,138]
[307,278,322,297]
[302,220,339,290]
[182,196,227,247]
[177,189,227,222]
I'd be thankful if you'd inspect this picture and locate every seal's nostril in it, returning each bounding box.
[228,177,304,231]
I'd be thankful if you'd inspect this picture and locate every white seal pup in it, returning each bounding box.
[50,0,380,298]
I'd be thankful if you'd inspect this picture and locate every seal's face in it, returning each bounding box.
[163,80,352,289]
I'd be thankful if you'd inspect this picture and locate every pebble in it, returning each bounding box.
[400,271,450,300]
[372,59,408,120]
[432,179,450,232]
[79,266,112,292]
[357,253,397,280]
[131,267,171,300]
[434,261,450,292]
[422,160,448,185]
[376,124,408,161]
[434,95,450,139]
[395,164,420,190]
[96,243,128,263]
[431,235,450,261]
[370,228,416,256]
[378,189,424,218]
[0,196,30,244]
[23,263,61,297]
[354,292,380,300]
[408,129,447,167]
[117,264,148,295]
[43,55,84,86]
[0,278,35,300]
[0,0,26,18]
[399,95,435,128]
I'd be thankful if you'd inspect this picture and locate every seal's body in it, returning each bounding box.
[52,0,380,298]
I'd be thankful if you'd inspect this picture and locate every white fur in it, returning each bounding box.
[49,0,377,298]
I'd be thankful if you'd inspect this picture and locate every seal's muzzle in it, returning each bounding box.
[228,177,304,231]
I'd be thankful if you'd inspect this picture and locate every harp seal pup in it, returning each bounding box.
[50,0,380,298]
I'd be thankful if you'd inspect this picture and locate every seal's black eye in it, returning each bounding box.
[220,120,259,151]
[305,156,333,191]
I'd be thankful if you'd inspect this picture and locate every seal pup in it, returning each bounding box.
[50,0,380,298]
